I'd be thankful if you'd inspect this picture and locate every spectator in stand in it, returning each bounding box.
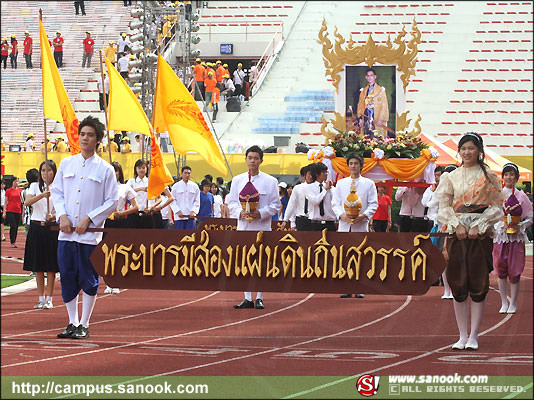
[204,71,216,107]
[249,61,258,89]
[184,0,192,20]
[197,179,214,224]
[55,136,69,152]
[162,17,172,48]
[118,52,129,80]
[395,182,427,232]
[221,74,235,99]
[372,183,392,232]
[25,133,36,152]
[223,63,229,78]
[9,34,18,69]
[123,0,132,6]
[97,71,109,111]
[82,31,94,68]
[215,60,225,83]
[193,58,205,100]
[41,138,54,154]
[233,63,245,99]
[3,177,23,248]
[23,30,33,68]
[116,33,129,61]
[133,134,142,152]
[53,31,64,68]
[1,179,6,241]
[23,160,60,310]
[1,37,9,69]
[104,40,116,66]
[74,0,86,15]
[212,82,221,121]
[211,183,223,218]
[120,137,132,153]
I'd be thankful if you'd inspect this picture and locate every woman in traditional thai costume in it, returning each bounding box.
[492,163,533,314]
[435,132,504,351]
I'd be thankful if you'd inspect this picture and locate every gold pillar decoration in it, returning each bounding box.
[317,18,422,92]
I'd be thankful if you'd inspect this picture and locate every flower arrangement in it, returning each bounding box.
[329,129,428,160]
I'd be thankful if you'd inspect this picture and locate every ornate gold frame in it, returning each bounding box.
[317,18,422,142]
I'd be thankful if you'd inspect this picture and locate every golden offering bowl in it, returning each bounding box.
[505,215,521,234]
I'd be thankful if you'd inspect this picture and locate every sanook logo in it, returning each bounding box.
[356,375,380,397]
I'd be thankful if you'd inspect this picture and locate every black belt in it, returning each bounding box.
[311,220,336,225]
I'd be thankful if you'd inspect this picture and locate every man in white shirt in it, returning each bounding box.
[281,165,313,231]
[227,145,281,309]
[171,166,200,230]
[395,181,428,232]
[232,63,245,97]
[306,162,337,232]
[116,33,129,57]
[118,52,129,80]
[221,74,235,98]
[51,116,118,340]
[332,153,378,299]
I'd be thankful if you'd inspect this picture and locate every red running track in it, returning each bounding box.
[1,230,532,379]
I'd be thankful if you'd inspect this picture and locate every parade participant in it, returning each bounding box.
[51,116,118,339]
[422,166,453,299]
[435,132,504,350]
[281,165,313,231]
[82,31,94,68]
[3,177,23,248]
[332,153,378,299]
[356,68,389,137]
[306,162,336,232]
[278,182,289,219]
[53,30,64,68]
[372,183,392,232]
[228,145,281,309]
[395,182,427,232]
[171,166,200,230]
[9,34,18,69]
[149,187,174,229]
[126,159,153,229]
[197,179,214,224]
[1,179,6,241]
[25,133,36,152]
[23,160,59,309]
[211,183,223,218]
[23,30,32,68]
[493,163,533,314]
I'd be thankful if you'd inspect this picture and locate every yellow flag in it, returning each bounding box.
[39,18,80,154]
[153,54,227,175]
[104,56,173,200]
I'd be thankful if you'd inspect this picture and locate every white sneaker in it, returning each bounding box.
[43,300,53,309]
[112,288,120,294]
[34,301,45,309]
[104,286,112,294]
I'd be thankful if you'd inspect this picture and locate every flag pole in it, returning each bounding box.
[99,51,113,164]
[39,8,51,215]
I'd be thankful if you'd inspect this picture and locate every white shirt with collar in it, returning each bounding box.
[127,176,148,211]
[421,185,439,223]
[28,182,56,222]
[170,179,200,220]
[306,181,336,222]
[227,170,281,231]
[332,176,378,232]
[283,182,309,228]
[51,153,118,245]
[395,187,425,218]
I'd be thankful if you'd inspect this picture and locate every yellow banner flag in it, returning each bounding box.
[153,54,227,175]
[104,56,173,200]
[39,18,80,154]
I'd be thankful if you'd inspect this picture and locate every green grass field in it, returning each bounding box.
[1,275,33,289]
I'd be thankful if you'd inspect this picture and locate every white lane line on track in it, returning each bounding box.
[282,312,514,399]
[49,296,413,399]
[1,290,213,339]
[1,289,129,317]
[2,293,315,369]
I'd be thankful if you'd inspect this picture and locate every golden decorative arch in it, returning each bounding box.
[317,18,422,92]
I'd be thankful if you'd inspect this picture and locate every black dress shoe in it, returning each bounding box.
[234,299,254,309]
[57,323,77,338]
[340,294,353,298]
[355,294,365,298]
[72,325,90,339]
[255,299,264,309]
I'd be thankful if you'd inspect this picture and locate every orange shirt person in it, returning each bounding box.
[204,71,217,106]
[215,60,225,83]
